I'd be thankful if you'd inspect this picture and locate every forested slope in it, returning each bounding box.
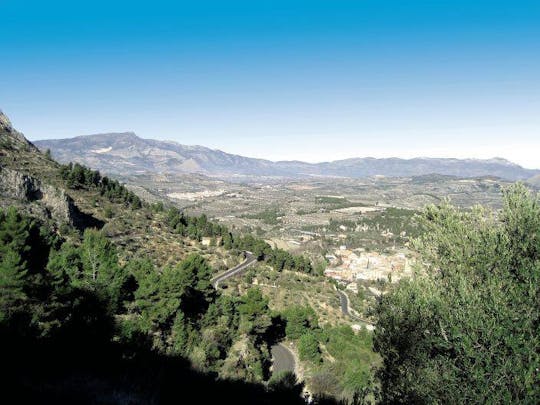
[0,112,316,404]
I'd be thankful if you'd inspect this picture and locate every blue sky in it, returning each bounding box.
[1,0,539,168]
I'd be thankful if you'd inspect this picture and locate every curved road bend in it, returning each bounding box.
[212,254,296,376]
[211,252,257,288]
[337,290,351,316]
[337,290,375,327]
[271,343,295,375]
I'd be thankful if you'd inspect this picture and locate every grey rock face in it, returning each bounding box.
[0,110,13,132]
[0,167,76,224]
[1,110,40,151]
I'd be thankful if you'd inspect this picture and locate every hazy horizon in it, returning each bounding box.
[26,129,537,170]
[2,1,539,169]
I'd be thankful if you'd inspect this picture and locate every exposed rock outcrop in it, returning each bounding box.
[1,110,40,151]
[0,110,13,132]
[0,166,76,224]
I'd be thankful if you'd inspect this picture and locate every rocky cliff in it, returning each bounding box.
[0,109,13,131]
[0,110,92,226]
[0,110,39,151]
[0,166,77,224]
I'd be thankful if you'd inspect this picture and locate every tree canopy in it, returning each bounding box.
[374,184,540,403]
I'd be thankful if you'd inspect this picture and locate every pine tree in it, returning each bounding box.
[0,249,28,322]
[79,229,123,311]
[0,207,31,261]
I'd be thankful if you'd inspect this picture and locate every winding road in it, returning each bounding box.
[271,343,296,375]
[337,289,375,328]
[337,290,352,317]
[211,252,257,288]
[211,253,296,376]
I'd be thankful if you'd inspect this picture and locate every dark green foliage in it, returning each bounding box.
[316,196,350,204]
[241,207,283,225]
[60,162,100,189]
[170,311,197,355]
[283,305,319,340]
[233,235,313,273]
[320,325,375,399]
[166,207,225,241]
[374,184,540,403]
[0,207,32,269]
[127,252,273,372]
[151,201,164,212]
[132,261,165,330]
[238,287,272,335]
[315,196,367,210]
[46,242,82,289]
[0,208,114,342]
[173,253,215,318]
[164,206,315,274]
[59,162,142,209]
[0,249,27,322]
[298,332,322,363]
[279,302,376,401]
[239,288,268,318]
[40,229,128,321]
[1,206,302,403]
[103,206,113,218]
[0,207,58,324]
[268,370,305,401]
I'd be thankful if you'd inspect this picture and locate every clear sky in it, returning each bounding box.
[1,1,539,168]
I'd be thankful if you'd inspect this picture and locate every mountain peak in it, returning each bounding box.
[33,133,540,181]
[0,110,39,151]
[0,110,13,132]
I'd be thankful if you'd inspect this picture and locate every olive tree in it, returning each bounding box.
[374,184,540,403]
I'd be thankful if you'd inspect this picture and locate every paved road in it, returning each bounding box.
[271,343,295,375]
[337,290,351,316]
[337,289,375,327]
[213,255,296,377]
[211,252,257,288]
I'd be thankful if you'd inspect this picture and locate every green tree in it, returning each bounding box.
[0,249,28,322]
[238,287,271,334]
[133,264,165,331]
[283,305,318,340]
[268,370,304,402]
[0,207,31,265]
[46,242,82,288]
[298,332,322,363]
[171,311,196,355]
[104,206,114,218]
[0,208,34,322]
[174,254,215,318]
[134,254,214,333]
[374,184,540,403]
[79,229,124,310]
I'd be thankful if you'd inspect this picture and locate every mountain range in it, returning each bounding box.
[34,132,540,181]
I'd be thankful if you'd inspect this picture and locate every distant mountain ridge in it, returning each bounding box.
[34,132,540,181]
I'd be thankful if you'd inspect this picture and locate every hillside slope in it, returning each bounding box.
[2,111,381,403]
[0,111,236,269]
[0,111,318,404]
